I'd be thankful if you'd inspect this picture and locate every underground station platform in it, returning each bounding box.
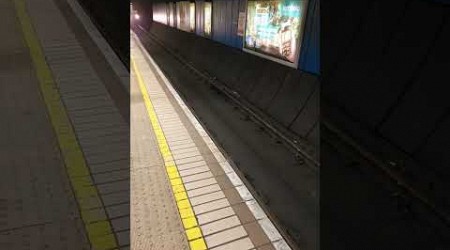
[0,0,299,249]
[130,31,294,250]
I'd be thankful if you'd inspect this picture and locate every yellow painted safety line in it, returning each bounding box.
[12,0,118,249]
[131,56,207,250]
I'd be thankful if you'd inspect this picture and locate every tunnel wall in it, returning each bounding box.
[152,0,320,75]
[146,21,320,152]
[322,0,450,210]
[211,0,244,49]
[298,0,319,74]
[195,0,205,36]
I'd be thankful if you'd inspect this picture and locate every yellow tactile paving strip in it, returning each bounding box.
[12,0,118,248]
[131,56,208,250]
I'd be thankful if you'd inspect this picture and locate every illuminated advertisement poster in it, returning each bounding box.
[177,2,191,32]
[204,2,212,36]
[166,4,170,24]
[176,2,181,28]
[153,3,168,25]
[244,0,306,66]
[190,2,196,32]
[237,12,246,36]
[168,2,175,27]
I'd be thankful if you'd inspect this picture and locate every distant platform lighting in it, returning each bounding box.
[134,13,140,20]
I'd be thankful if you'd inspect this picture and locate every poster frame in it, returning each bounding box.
[204,0,213,38]
[190,1,196,32]
[241,0,309,69]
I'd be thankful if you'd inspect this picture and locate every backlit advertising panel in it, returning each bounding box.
[190,2,196,32]
[168,2,176,27]
[177,1,191,32]
[244,0,307,67]
[204,2,212,36]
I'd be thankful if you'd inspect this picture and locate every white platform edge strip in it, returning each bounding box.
[65,0,130,93]
[132,31,292,250]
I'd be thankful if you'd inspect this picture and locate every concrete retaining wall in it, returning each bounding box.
[147,22,320,152]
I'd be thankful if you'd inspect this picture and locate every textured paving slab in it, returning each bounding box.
[130,47,189,250]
